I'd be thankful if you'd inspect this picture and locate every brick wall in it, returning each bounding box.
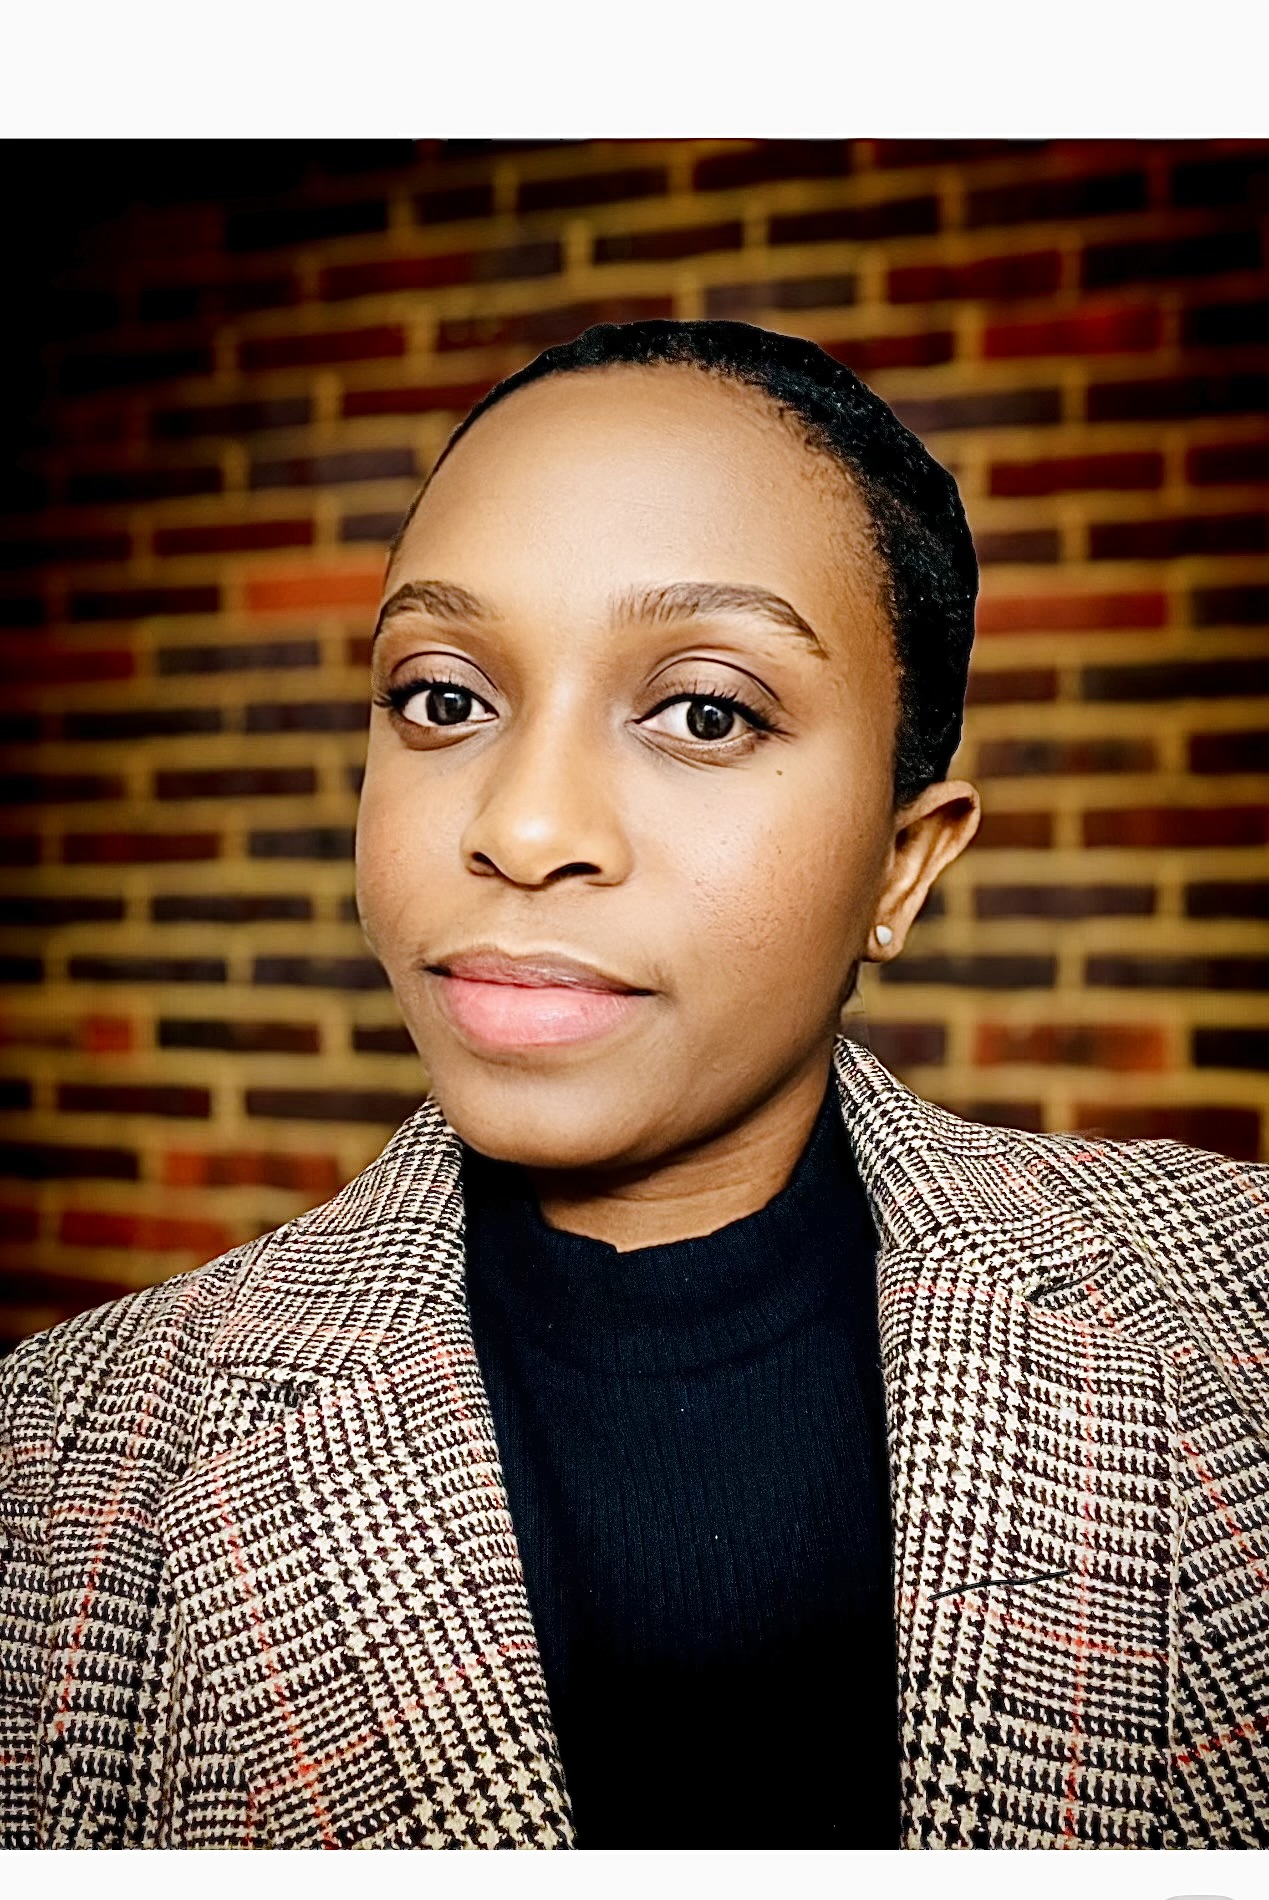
[1,138,1266,1348]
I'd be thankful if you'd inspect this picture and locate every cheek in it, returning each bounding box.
[354,751,450,954]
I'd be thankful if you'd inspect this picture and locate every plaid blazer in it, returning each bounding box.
[2,1036,1267,1849]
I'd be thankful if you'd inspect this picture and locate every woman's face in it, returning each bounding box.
[357,364,971,1170]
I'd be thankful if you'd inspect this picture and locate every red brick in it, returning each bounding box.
[694,143,849,192]
[58,1083,211,1118]
[1084,806,1268,848]
[983,307,1161,358]
[245,1088,421,1124]
[343,379,491,419]
[770,197,940,246]
[977,592,1166,635]
[244,569,382,613]
[965,667,1058,705]
[153,520,314,557]
[238,326,406,372]
[974,1022,1167,1070]
[81,1017,134,1054]
[519,166,668,213]
[437,297,673,353]
[321,244,561,299]
[0,644,135,686]
[62,832,220,865]
[162,1149,344,1195]
[594,222,743,265]
[59,1208,233,1254]
[989,453,1164,497]
[824,332,955,373]
[1090,513,1267,561]
[975,812,1054,849]
[1072,1103,1260,1160]
[888,250,1062,304]
[974,530,1061,565]
[0,1205,39,1245]
[872,140,1037,168]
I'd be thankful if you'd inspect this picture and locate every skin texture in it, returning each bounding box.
[356,364,980,1248]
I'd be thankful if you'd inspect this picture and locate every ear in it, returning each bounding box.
[864,778,981,963]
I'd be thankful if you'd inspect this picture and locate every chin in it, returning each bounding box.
[421,1041,659,1171]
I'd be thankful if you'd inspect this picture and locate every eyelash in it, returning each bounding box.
[372,676,780,743]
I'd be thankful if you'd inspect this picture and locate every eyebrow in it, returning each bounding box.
[372,580,492,645]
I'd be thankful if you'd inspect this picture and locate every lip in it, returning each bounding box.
[428,946,650,994]
[425,945,654,1050]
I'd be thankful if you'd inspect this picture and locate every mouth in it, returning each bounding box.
[424,945,655,1049]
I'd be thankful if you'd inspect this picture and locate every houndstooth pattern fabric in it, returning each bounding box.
[2,1036,1266,1848]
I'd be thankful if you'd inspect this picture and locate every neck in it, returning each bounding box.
[526,1052,835,1252]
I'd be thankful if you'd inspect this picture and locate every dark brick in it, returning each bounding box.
[770,196,940,246]
[1085,955,1269,991]
[705,275,856,317]
[244,701,367,734]
[1085,805,1267,848]
[840,1021,946,1067]
[415,182,495,224]
[0,646,134,688]
[0,896,125,927]
[0,532,132,570]
[60,346,212,396]
[1182,298,1269,348]
[0,469,48,512]
[976,811,1054,849]
[1172,153,1269,209]
[0,714,41,744]
[152,397,312,440]
[1082,657,1269,702]
[58,1083,211,1118]
[873,141,1041,169]
[436,297,673,353]
[974,529,1061,565]
[978,738,1152,777]
[68,956,227,984]
[1083,229,1261,290]
[340,513,404,544]
[70,586,220,622]
[694,142,849,193]
[965,667,1059,705]
[879,954,1056,988]
[62,832,220,865]
[352,1024,416,1056]
[1091,513,1267,561]
[966,170,1147,228]
[938,1099,1047,1133]
[0,772,124,804]
[990,452,1164,496]
[239,326,406,373]
[1185,880,1269,919]
[0,1206,38,1245]
[67,464,223,505]
[890,388,1062,434]
[225,198,388,253]
[322,243,561,300]
[153,519,313,557]
[0,600,45,630]
[889,251,1061,303]
[157,638,319,676]
[984,307,1162,358]
[518,166,667,213]
[343,379,491,419]
[1087,372,1269,423]
[0,957,42,984]
[61,706,223,741]
[138,275,298,322]
[974,883,1155,920]
[1073,1102,1260,1158]
[248,828,355,862]
[594,222,743,265]
[159,1018,321,1054]
[824,331,956,374]
[1187,440,1269,485]
[0,1141,138,1181]
[245,1088,421,1124]
[1193,1028,1269,1072]
[252,955,387,990]
[0,1079,31,1111]
[151,893,312,923]
[249,447,417,490]
[1191,584,1269,626]
[1189,730,1267,773]
[155,766,316,800]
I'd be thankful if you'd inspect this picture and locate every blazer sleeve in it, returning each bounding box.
[0,1332,54,1849]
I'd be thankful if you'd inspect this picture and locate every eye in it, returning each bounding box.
[376,678,497,731]
[641,691,774,746]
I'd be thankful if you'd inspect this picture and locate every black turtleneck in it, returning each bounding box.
[460,1073,900,1849]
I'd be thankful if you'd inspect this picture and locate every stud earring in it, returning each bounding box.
[875,923,894,946]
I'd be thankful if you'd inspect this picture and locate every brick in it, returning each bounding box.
[415,182,495,224]
[890,388,1062,434]
[225,198,388,252]
[239,326,406,373]
[823,331,955,373]
[352,1024,415,1055]
[0,714,41,743]
[243,571,381,614]
[1074,1102,1260,1158]
[974,529,1061,565]
[151,893,312,923]
[1084,805,1267,848]
[62,829,220,864]
[61,707,222,740]
[841,1022,946,1067]
[0,849,40,877]
[940,1099,1047,1133]
[0,772,124,804]
[888,251,1061,304]
[252,954,387,989]
[1182,298,1269,348]
[153,519,313,557]
[1083,657,1269,701]
[873,140,1041,169]
[1184,880,1269,919]
[518,166,667,213]
[1193,1028,1269,1072]
[437,297,674,353]
[966,170,1147,228]
[67,464,223,504]
[770,197,940,246]
[0,470,48,512]
[0,645,135,687]
[0,897,125,927]
[1083,229,1260,290]
[594,222,743,265]
[251,446,417,490]
[68,955,227,984]
[975,812,1054,849]
[155,766,316,800]
[1188,730,1267,773]
[0,532,132,570]
[694,143,849,193]
[0,1140,138,1181]
[705,275,857,317]
[58,1082,211,1117]
[974,1022,1166,1070]
[59,1208,233,1254]
[245,1088,421,1124]
[1085,955,1269,991]
[1088,372,1269,422]
[0,1206,38,1245]
[983,307,1162,358]
[0,1015,130,1055]
[341,512,404,544]
[1090,513,1267,561]
[1171,153,1269,209]
[964,667,1058,705]
[162,1148,343,1195]
[60,346,212,396]
[977,591,1165,634]
[323,242,561,300]
[248,829,355,863]
[343,379,491,419]
[978,737,1153,777]
[1191,584,1269,626]
[0,600,46,629]
[152,397,312,440]
[1187,440,1269,485]
[879,953,1056,988]
[70,585,220,622]
[989,452,1164,496]
[244,700,367,733]
[974,883,1155,920]
[159,1018,321,1054]
[138,275,298,322]
[157,638,319,676]
[0,1079,32,1110]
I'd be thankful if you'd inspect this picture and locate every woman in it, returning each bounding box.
[2,321,1266,1851]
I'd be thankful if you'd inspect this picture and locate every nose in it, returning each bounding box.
[459,702,633,889]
